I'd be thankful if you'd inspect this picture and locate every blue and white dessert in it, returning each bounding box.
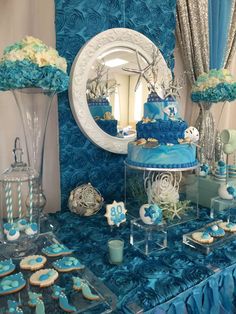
[20,255,47,271]
[7,228,20,241]
[25,223,38,236]
[126,92,198,169]
[139,203,162,225]
[0,272,26,295]
[17,218,28,231]
[52,256,85,272]
[52,285,65,299]
[214,160,227,180]
[7,300,23,314]
[206,224,225,237]
[29,269,58,287]
[72,276,82,291]
[28,291,42,307]
[3,223,14,235]
[59,292,76,313]
[42,243,73,257]
[0,259,15,277]
[81,280,100,301]
[199,163,210,177]
[219,221,236,232]
[192,231,214,244]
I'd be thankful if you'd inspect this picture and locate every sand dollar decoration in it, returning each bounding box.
[68,183,103,216]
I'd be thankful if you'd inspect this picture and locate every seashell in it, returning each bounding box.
[147,138,158,143]
[135,138,147,146]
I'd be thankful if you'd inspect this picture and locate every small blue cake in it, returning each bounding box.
[88,98,112,118]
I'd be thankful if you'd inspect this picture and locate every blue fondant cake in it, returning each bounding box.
[127,92,198,169]
[127,142,197,169]
[144,93,180,120]
[136,119,188,144]
[88,98,112,118]
[95,119,118,136]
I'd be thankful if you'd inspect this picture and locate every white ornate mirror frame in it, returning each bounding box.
[69,28,169,154]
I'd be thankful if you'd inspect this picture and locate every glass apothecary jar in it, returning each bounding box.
[0,138,41,258]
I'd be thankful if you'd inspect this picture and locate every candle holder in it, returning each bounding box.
[0,138,40,258]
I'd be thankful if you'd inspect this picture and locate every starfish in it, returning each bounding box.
[144,205,156,219]
[122,50,152,91]
[168,203,183,220]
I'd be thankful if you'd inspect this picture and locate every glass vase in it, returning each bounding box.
[13,88,57,233]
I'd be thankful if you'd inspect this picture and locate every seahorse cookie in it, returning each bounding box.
[42,243,73,257]
[52,256,85,272]
[192,231,214,244]
[0,259,15,277]
[20,255,47,271]
[0,272,26,296]
[30,269,58,288]
[219,221,236,232]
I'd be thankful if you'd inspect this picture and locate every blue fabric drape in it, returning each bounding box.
[208,0,233,69]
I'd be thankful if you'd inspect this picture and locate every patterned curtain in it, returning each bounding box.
[176,0,236,164]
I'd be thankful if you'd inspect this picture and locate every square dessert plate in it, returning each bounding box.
[183,220,236,255]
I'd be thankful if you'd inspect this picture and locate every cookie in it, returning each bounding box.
[28,291,42,307]
[206,224,225,237]
[0,259,15,278]
[7,300,23,314]
[42,243,73,257]
[20,255,47,271]
[81,280,100,301]
[192,231,214,244]
[218,222,236,232]
[52,285,65,299]
[0,272,26,296]
[52,256,85,272]
[30,269,58,288]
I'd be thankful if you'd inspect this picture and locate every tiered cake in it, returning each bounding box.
[126,92,198,169]
[88,98,118,137]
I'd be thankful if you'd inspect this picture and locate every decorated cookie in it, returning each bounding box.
[52,285,65,299]
[28,291,45,314]
[218,222,236,232]
[59,292,76,313]
[105,201,127,227]
[81,280,100,301]
[206,224,225,237]
[72,276,82,291]
[25,223,38,236]
[42,243,73,257]
[52,256,85,272]
[7,300,23,314]
[28,291,42,307]
[0,272,26,295]
[20,255,47,271]
[0,259,15,277]
[30,269,58,287]
[192,231,214,244]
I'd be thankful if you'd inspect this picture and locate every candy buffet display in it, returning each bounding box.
[0,233,116,313]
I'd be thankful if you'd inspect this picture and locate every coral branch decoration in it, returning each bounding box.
[86,62,118,99]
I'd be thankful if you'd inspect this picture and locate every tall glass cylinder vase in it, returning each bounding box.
[13,88,56,233]
[195,102,216,166]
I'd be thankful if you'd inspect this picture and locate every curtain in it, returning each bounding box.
[176,0,236,164]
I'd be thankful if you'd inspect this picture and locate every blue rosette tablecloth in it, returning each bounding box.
[54,208,236,313]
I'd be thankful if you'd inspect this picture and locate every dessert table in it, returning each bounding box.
[54,208,236,313]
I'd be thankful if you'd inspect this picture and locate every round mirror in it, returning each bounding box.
[69,28,171,154]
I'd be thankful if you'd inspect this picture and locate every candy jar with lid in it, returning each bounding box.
[0,138,40,258]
